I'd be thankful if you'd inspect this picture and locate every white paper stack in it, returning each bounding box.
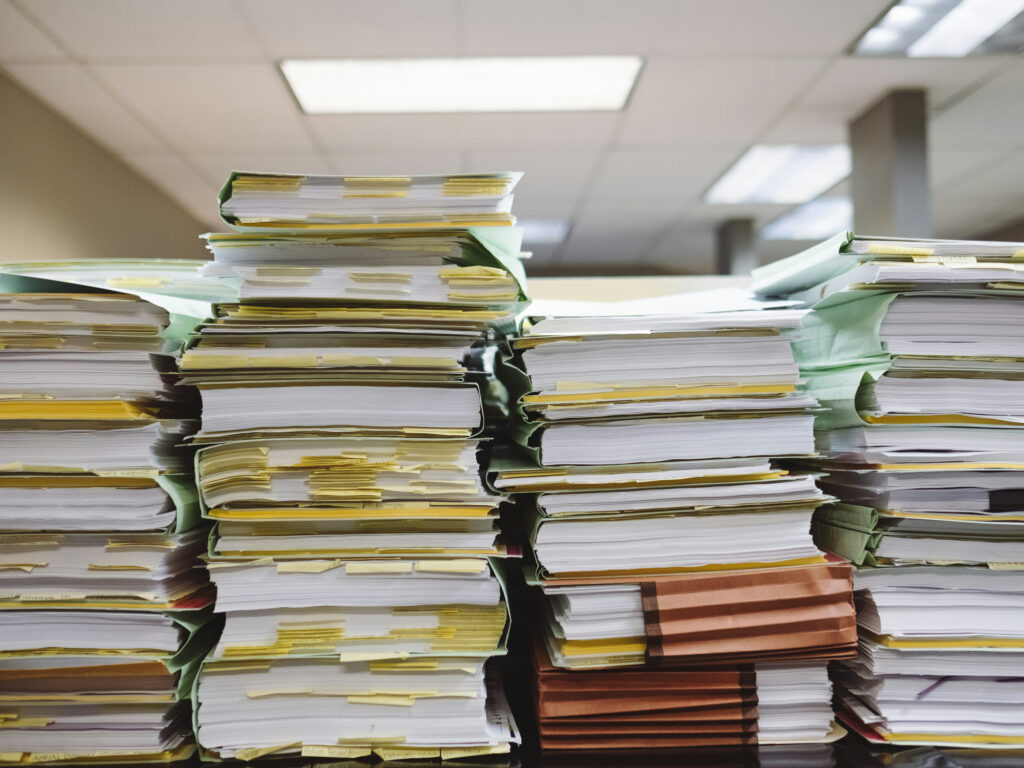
[0,282,213,766]
[838,567,1024,748]
[189,171,524,762]
[493,294,854,751]
[496,302,830,588]
[753,232,1024,750]
[218,172,519,230]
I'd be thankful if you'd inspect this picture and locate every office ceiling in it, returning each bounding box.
[2,0,1024,274]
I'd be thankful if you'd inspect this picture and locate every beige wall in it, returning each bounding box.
[0,72,207,263]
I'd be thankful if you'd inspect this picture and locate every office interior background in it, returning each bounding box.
[3,0,1024,282]
[5,2,1024,764]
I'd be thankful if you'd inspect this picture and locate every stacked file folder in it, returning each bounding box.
[0,279,214,766]
[188,171,525,761]
[495,299,857,749]
[754,232,1024,749]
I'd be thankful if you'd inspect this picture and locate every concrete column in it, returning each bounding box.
[715,218,757,275]
[848,89,931,237]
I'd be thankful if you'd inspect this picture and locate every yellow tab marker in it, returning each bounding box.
[301,745,372,758]
[868,243,934,257]
[233,742,301,761]
[443,745,512,758]
[347,694,415,707]
[276,560,342,574]
[415,559,487,574]
[911,254,976,265]
[375,746,440,760]
[345,561,413,574]
[339,651,408,663]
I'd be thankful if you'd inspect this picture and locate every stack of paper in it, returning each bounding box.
[218,172,518,231]
[189,171,524,762]
[0,281,215,766]
[494,298,856,749]
[753,232,1024,749]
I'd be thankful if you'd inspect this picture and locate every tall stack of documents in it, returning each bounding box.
[753,232,1024,749]
[188,171,525,761]
[493,298,857,749]
[0,277,215,766]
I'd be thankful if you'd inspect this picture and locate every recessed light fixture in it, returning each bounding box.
[704,145,851,205]
[518,219,571,245]
[761,196,853,241]
[854,0,1024,57]
[280,57,643,114]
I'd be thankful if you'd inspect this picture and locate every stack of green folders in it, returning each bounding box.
[754,232,1024,750]
[186,171,525,761]
[0,262,226,766]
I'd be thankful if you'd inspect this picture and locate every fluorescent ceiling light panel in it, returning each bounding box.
[705,145,851,205]
[519,219,571,245]
[762,197,853,241]
[908,0,1024,56]
[281,57,643,114]
[854,0,1024,57]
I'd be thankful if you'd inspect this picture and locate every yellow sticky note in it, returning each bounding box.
[415,559,487,574]
[347,694,415,707]
[339,651,409,663]
[869,243,934,257]
[442,745,512,758]
[374,746,440,760]
[276,560,342,574]
[233,742,301,761]
[301,745,373,758]
[911,254,976,265]
[345,561,413,574]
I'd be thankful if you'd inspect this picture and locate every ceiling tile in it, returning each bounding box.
[798,58,1003,117]
[0,1,65,61]
[240,0,459,57]
[585,149,739,207]
[929,148,1006,188]
[509,196,579,221]
[309,114,467,152]
[466,151,602,200]
[457,112,622,150]
[327,152,464,176]
[559,233,661,268]
[123,152,222,228]
[93,64,316,153]
[932,152,1024,238]
[761,109,848,143]
[21,0,262,61]
[191,153,334,185]
[931,61,1024,150]
[936,150,1024,207]
[309,112,620,151]
[461,0,890,56]
[617,57,826,148]
[571,200,681,237]
[5,63,164,152]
